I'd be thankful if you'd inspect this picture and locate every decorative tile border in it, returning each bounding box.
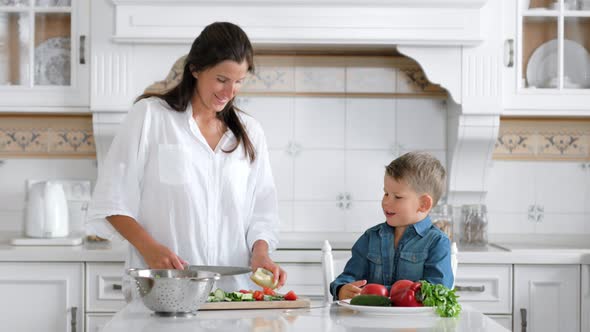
[0,114,95,158]
[494,118,590,160]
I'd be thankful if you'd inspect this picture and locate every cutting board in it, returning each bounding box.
[200,298,311,310]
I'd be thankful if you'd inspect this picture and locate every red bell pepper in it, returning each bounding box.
[389,280,423,307]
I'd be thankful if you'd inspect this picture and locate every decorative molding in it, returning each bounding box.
[0,114,95,158]
[91,51,133,110]
[396,46,462,104]
[111,1,487,45]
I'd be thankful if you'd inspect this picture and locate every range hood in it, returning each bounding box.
[92,0,502,205]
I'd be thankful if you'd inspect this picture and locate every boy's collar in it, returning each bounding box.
[412,215,432,237]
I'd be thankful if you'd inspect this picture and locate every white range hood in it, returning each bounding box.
[92,0,503,205]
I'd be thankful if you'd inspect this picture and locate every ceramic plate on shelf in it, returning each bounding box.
[337,299,436,315]
[526,39,590,88]
[34,36,71,85]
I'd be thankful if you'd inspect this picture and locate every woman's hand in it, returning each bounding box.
[338,280,367,300]
[251,240,287,289]
[106,215,187,270]
[139,241,188,270]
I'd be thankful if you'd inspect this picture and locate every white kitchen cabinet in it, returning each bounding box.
[86,313,114,332]
[502,0,590,116]
[513,264,580,332]
[0,0,90,110]
[0,262,83,332]
[583,264,590,332]
[454,264,513,314]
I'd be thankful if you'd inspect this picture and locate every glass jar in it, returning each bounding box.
[460,204,488,246]
[431,204,454,241]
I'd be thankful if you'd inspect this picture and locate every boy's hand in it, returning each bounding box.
[338,280,367,300]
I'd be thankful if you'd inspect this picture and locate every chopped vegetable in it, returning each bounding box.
[250,267,278,289]
[283,290,297,301]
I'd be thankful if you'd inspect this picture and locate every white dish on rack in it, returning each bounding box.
[526,39,590,88]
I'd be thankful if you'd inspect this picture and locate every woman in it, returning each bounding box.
[86,22,286,291]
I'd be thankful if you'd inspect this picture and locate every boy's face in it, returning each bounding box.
[382,174,430,227]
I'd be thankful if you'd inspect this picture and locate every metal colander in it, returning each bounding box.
[127,268,220,316]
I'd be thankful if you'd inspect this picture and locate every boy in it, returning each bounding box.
[330,151,453,300]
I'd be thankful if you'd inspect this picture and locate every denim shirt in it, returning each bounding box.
[330,216,453,300]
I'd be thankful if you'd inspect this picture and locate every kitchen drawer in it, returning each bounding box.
[279,263,323,299]
[454,264,512,314]
[86,313,114,332]
[86,262,127,312]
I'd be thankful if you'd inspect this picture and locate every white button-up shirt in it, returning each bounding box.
[86,97,280,290]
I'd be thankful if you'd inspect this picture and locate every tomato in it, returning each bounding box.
[263,287,275,296]
[239,289,252,294]
[253,290,264,301]
[360,283,389,297]
[283,290,297,301]
[390,280,414,298]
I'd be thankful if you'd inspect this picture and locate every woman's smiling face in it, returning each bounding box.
[193,60,249,113]
[381,174,423,227]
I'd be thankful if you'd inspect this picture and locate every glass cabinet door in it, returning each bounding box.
[521,0,590,90]
[0,0,72,87]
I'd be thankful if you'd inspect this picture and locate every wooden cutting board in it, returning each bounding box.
[200,298,311,310]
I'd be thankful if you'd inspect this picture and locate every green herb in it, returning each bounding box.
[418,280,461,318]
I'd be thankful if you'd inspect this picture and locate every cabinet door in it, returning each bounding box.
[583,265,590,332]
[86,313,114,332]
[0,262,83,332]
[502,0,590,115]
[514,264,580,332]
[0,0,89,109]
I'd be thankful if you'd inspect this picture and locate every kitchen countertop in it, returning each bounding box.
[1,232,590,264]
[101,300,508,332]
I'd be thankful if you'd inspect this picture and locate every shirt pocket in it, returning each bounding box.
[158,144,191,185]
[397,251,427,281]
[366,252,383,283]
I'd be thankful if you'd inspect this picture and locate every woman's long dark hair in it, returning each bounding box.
[136,22,256,162]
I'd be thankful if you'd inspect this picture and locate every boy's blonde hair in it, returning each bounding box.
[385,151,446,208]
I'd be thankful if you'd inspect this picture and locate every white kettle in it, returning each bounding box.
[25,181,69,238]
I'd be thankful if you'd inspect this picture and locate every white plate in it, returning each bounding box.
[34,37,71,85]
[337,299,436,315]
[526,39,590,88]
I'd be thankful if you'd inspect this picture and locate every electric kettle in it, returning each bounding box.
[25,181,69,238]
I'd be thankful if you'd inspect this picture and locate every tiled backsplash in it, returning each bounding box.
[1,55,589,236]
[487,118,590,235]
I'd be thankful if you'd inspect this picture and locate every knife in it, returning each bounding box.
[188,265,251,276]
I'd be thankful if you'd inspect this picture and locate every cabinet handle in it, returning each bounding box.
[71,306,77,332]
[504,39,514,68]
[112,283,122,290]
[454,285,485,292]
[79,35,86,64]
[520,308,527,332]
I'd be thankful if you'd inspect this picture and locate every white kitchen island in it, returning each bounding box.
[101,300,508,332]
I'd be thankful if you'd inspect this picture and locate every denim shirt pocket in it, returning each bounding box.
[397,251,427,281]
[366,252,383,283]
